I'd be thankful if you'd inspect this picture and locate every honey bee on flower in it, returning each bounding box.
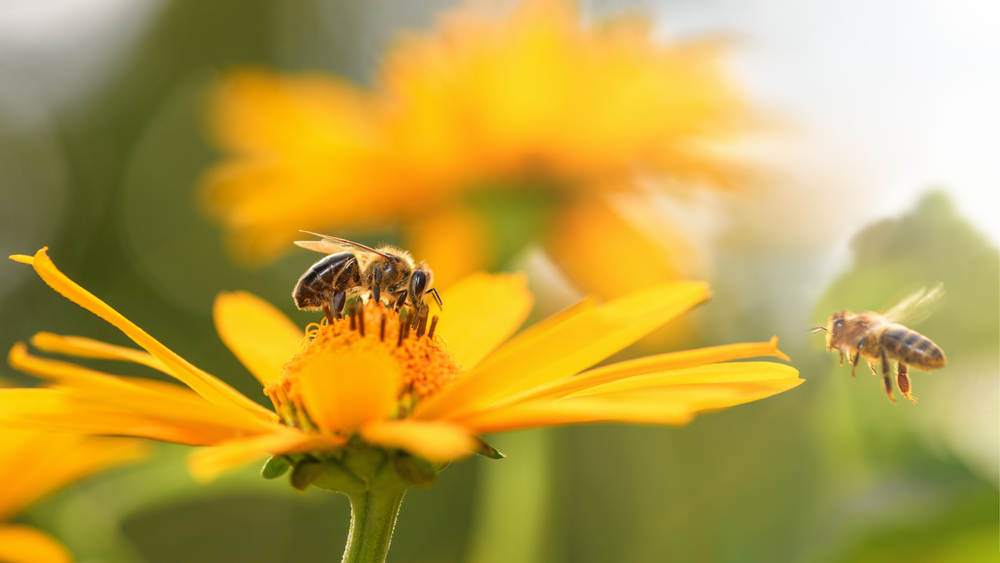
[292,231,442,324]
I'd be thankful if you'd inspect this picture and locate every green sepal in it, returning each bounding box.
[473,436,506,459]
[260,455,291,479]
[311,457,367,494]
[291,458,323,491]
[392,454,439,488]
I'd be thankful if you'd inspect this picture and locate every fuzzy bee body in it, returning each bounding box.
[816,285,946,404]
[879,324,946,369]
[293,251,362,313]
[292,233,441,323]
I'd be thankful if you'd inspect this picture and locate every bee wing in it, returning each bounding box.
[294,239,352,255]
[881,283,945,326]
[295,231,391,259]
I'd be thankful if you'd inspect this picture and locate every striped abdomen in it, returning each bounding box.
[882,325,946,370]
[293,252,361,310]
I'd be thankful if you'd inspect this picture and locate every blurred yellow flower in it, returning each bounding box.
[201,0,747,295]
[0,428,146,563]
[4,248,798,485]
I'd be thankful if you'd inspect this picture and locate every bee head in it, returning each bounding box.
[824,311,848,348]
[408,264,435,307]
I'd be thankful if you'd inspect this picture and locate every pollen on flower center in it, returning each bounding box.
[264,300,461,431]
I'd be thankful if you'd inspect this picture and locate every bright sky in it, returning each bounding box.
[654,0,999,246]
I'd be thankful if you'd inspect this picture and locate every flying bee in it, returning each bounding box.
[292,231,442,324]
[812,284,946,404]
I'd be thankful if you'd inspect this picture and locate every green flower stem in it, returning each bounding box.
[341,489,407,563]
[304,447,435,563]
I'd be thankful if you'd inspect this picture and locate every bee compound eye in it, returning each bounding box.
[411,270,428,298]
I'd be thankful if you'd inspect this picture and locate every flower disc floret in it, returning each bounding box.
[265,300,462,433]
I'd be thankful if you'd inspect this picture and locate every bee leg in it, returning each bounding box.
[322,304,334,325]
[897,363,917,404]
[881,348,896,403]
[415,305,429,338]
[394,290,408,312]
[838,350,845,366]
[332,291,347,318]
[372,282,381,304]
[866,360,878,376]
[851,337,866,377]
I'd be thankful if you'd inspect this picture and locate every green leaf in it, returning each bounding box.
[260,455,290,479]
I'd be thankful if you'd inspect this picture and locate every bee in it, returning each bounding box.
[292,231,442,324]
[813,284,946,404]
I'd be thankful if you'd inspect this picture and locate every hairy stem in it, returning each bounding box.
[341,489,407,563]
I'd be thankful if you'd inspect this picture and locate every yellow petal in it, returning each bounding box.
[457,363,802,434]
[580,380,805,410]
[7,343,275,437]
[0,430,148,521]
[500,337,791,404]
[10,341,138,391]
[415,281,709,421]
[0,389,240,446]
[404,206,492,289]
[474,295,597,373]
[545,197,688,300]
[11,249,274,423]
[433,272,533,370]
[188,430,344,483]
[361,420,475,463]
[0,525,73,563]
[200,70,402,265]
[456,396,695,434]
[297,349,400,434]
[569,362,801,397]
[30,332,168,373]
[458,376,801,435]
[214,291,303,385]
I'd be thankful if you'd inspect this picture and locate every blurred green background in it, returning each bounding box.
[0,1,996,562]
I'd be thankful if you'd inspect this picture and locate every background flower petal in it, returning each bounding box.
[545,197,688,300]
[0,525,73,563]
[0,429,147,520]
[404,206,493,289]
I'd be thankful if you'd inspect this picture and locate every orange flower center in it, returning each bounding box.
[264,300,461,431]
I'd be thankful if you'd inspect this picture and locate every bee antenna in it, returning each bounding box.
[809,326,827,333]
[429,288,443,309]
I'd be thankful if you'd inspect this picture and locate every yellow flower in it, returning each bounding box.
[3,248,799,485]
[0,428,146,563]
[201,0,747,296]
